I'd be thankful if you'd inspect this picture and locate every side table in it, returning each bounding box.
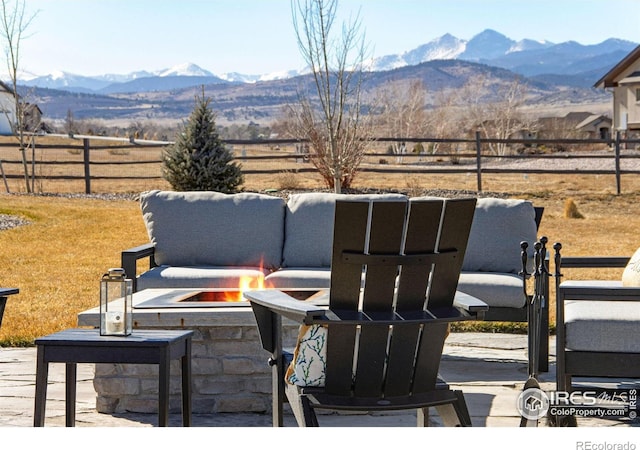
[33,328,193,427]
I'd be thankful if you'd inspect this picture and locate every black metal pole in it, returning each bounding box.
[83,138,91,194]
[475,131,482,192]
[615,131,621,195]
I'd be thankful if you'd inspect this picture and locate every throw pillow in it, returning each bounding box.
[285,324,328,387]
[622,247,640,286]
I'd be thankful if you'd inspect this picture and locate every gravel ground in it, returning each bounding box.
[0,214,30,231]
[439,149,640,171]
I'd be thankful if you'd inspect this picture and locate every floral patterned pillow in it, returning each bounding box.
[285,324,328,387]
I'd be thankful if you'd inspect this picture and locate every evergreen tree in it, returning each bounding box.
[162,91,244,192]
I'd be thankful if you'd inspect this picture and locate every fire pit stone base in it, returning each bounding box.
[78,292,302,415]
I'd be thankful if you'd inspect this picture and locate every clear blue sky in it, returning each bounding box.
[17,0,640,77]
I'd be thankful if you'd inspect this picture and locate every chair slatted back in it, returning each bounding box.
[325,198,476,398]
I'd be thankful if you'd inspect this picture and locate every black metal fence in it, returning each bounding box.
[1,132,639,194]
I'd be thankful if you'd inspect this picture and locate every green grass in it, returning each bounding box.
[0,194,147,345]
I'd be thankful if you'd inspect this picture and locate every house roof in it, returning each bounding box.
[618,70,640,84]
[575,114,611,130]
[563,111,594,124]
[594,44,640,89]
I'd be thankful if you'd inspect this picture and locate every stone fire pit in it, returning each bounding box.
[77,288,323,415]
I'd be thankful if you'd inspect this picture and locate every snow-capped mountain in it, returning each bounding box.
[24,63,216,92]
[18,29,639,94]
[24,70,116,92]
[219,68,306,83]
[369,30,554,72]
[371,33,466,71]
[369,29,628,75]
[155,62,214,77]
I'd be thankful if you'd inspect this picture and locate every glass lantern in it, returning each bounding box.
[100,268,133,336]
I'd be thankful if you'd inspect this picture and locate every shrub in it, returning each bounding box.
[275,170,302,190]
[564,198,584,219]
[162,91,244,193]
[405,176,423,197]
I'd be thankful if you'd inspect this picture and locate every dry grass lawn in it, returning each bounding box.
[2,167,640,346]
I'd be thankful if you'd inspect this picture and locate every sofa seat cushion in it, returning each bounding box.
[265,268,331,289]
[282,192,407,268]
[565,300,640,353]
[457,272,527,309]
[136,265,269,291]
[140,190,286,270]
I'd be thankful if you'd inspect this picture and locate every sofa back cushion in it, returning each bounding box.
[462,198,538,273]
[282,192,407,268]
[140,190,286,269]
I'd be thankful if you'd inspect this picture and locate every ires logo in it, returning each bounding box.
[517,388,636,421]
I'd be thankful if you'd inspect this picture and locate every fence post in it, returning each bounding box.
[0,159,9,193]
[615,131,621,195]
[83,138,91,194]
[475,131,482,192]
[30,137,36,193]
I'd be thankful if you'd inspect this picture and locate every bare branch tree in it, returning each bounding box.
[461,74,532,156]
[0,0,37,192]
[375,79,428,163]
[288,0,372,192]
[421,89,473,162]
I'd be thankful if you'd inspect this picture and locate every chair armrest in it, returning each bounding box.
[244,289,327,324]
[248,288,488,325]
[0,288,19,297]
[453,291,489,313]
[0,288,18,329]
[245,289,327,354]
[559,280,640,301]
[121,243,156,292]
[560,256,629,269]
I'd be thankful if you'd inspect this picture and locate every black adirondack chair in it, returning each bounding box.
[246,198,488,427]
[0,288,18,329]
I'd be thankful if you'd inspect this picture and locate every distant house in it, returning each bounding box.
[537,112,611,140]
[595,45,640,133]
[575,114,612,139]
[22,103,49,133]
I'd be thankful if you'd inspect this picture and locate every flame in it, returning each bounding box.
[222,273,267,302]
[221,257,274,302]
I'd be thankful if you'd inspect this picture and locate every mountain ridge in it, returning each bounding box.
[20,29,638,94]
[19,29,631,125]
[25,58,610,126]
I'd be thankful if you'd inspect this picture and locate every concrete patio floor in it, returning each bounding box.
[1,332,638,430]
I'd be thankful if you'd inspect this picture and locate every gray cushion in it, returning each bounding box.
[457,272,527,308]
[265,268,331,289]
[565,300,640,353]
[137,265,269,291]
[462,198,537,273]
[282,193,407,268]
[140,190,286,270]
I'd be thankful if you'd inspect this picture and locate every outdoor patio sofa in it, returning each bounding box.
[122,190,544,343]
